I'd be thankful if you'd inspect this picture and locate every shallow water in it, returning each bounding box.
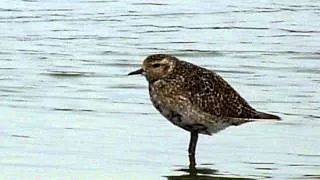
[0,0,319,179]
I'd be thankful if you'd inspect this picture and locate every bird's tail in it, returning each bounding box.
[254,111,281,120]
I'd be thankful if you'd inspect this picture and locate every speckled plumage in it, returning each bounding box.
[128,54,280,162]
[130,54,280,135]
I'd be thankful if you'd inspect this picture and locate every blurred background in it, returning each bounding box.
[0,0,319,179]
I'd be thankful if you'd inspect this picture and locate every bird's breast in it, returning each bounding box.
[148,84,210,134]
[149,85,186,124]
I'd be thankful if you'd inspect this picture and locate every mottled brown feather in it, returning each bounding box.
[130,54,280,135]
[169,59,258,118]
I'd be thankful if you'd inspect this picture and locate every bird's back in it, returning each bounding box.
[168,60,278,120]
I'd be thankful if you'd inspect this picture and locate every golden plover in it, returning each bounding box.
[128,54,280,165]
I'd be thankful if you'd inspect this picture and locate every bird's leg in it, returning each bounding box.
[188,131,198,155]
[188,131,198,166]
[188,153,196,169]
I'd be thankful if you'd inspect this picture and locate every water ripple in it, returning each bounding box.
[0,0,319,179]
[42,71,95,78]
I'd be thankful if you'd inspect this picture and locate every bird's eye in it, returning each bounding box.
[152,63,161,68]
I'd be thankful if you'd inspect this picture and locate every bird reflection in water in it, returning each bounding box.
[166,156,255,180]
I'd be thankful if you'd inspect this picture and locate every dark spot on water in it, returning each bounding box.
[279,28,320,33]
[11,134,30,138]
[172,49,224,57]
[303,175,320,179]
[287,153,320,157]
[53,108,94,112]
[243,161,275,165]
[132,2,168,6]
[288,164,320,167]
[42,71,95,78]
[254,167,277,170]
[107,84,146,89]
[308,114,320,119]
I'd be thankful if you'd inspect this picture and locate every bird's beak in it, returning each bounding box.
[128,68,144,76]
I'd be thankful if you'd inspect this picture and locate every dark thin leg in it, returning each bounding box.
[188,131,198,155]
[188,153,196,168]
[188,131,198,166]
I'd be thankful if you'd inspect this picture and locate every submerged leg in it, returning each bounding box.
[188,131,198,166]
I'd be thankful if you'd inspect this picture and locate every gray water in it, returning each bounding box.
[0,0,319,179]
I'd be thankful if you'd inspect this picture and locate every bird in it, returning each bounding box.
[128,54,280,165]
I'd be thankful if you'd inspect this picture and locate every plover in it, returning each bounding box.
[128,54,280,165]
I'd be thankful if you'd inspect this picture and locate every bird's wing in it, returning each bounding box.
[181,67,258,119]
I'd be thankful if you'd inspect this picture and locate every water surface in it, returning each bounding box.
[0,0,319,179]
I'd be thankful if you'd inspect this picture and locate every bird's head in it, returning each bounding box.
[128,54,177,82]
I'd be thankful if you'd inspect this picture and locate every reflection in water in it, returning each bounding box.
[166,156,255,180]
[166,164,255,180]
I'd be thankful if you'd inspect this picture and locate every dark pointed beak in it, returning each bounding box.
[128,68,144,76]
